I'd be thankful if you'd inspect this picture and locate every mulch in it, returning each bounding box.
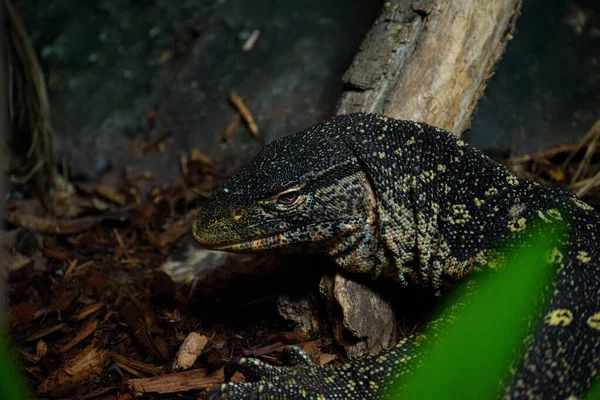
[3,119,600,399]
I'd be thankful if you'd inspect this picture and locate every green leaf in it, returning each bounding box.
[586,378,600,399]
[0,327,32,400]
[391,225,564,400]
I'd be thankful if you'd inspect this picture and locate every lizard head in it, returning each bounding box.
[193,124,377,255]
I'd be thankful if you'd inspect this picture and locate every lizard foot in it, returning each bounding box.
[205,346,374,399]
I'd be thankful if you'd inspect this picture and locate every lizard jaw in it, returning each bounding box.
[193,220,363,253]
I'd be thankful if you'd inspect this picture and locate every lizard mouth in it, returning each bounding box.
[193,220,359,253]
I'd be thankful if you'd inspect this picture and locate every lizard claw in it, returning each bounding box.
[205,346,370,399]
[224,356,281,382]
[223,346,314,382]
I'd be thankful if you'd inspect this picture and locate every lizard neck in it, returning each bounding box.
[336,116,528,292]
[326,172,389,277]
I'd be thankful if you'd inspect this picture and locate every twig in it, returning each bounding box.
[229,92,259,138]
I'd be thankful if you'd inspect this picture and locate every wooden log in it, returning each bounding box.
[324,0,522,357]
[337,0,522,134]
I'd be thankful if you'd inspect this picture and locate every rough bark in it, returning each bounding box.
[320,0,522,356]
[337,0,521,134]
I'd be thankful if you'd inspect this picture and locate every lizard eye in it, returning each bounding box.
[277,191,299,205]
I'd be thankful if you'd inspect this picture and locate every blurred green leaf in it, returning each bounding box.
[391,224,564,400]
[586,379,600,399]
[0,327,32,400]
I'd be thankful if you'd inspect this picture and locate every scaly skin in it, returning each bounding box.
[194,113,600,399]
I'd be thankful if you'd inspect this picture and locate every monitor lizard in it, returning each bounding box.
[193,113,600,399]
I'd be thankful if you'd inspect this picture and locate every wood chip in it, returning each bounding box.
[150,208,198,247]
[111,354,163,376]
[60,319,98,353]
[74,302,104,321]
[271,331,311,343]
[159,51,173,64]
[119,304,154,352]
[25,323,66,342]
[129,293,162,334]
[43,247,69,260]
[64,259,78,279]
[242,29,261,51]
[242,342,283,357]
[126,367,243,396]
[36,340,48,357]
[33,293,75,320]
[94,184,127,206]
[114,228,126,248]
[153,337,171,361]
[116,361,146,378]
[65,260,94,279]
[548,167,566,182]
[37,345,110,397]
[180,154,189,181]
[301,339,324,360]
[229,92,259,138]
[190,149,214,165]
[318,352,337,365]
[222,113,242,143]
[172,332,208,371]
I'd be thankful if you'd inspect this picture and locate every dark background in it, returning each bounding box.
[11,0,600,182]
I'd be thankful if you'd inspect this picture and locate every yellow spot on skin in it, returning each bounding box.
[456,139,465,146]
[509,203,526,218]
[546,247,564,264]
[545,309,573,326]
[577,251,591,263]
[448,204,471,225]
[587,313,600,330]
[547,209,563,220]
[507,175,519,186]
[573,198,594,210]
[485,187,498,197]
[420,170,436,183]
[437,164,447,172]
[508,217,527,232]
[537,210,551,223]
[474,198,484,207]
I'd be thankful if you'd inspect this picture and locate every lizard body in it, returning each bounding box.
[193,113,600,399]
